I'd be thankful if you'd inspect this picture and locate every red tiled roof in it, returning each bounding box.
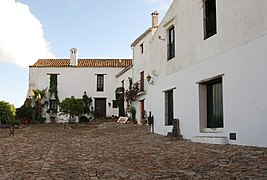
[30,59,132,68]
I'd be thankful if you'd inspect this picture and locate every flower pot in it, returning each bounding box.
[141,119,146,125]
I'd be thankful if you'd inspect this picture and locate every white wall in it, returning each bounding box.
[29,66,125,119]
[132,0,267,147]
[116,66,133,116]
[151,35,267,147]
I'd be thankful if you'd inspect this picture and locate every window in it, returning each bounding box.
[167,26,175,60]
[97,74,104,92]
[140,71,144,92]
[199,76,223,131]
[140,43,144,54]
[165,90,174,125]
[112,100,117,108]
[48,74,59,113]
[206,78,223,128]
[204,0,217,39]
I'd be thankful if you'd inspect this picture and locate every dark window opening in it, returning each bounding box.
[140,43,144,54]
[167,26,175,60]
[112,100,117,108]
[140,71,144,92]
[206,77,223,128]
[165,90,174,125]
[204,0,217,39]
[97,74,104,92]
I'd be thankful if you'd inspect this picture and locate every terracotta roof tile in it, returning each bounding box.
[31,59,70,67]
[30,59,132,68]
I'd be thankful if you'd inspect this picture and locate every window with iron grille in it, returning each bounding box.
[97,74,104,92]
[204,0,217,39]
[167,26,175,60]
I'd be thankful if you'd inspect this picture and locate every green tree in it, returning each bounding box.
[17,104,35,122]
[60,96,84,122]
[32,88,47,121]
[82,91,92,115]
[0,101,16,124]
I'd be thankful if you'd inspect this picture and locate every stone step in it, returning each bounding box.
[191,136,228,145]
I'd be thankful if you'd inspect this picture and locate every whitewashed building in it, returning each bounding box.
[28,48,132,122]
[131,0,267,147]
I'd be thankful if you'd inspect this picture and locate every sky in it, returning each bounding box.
[0,0,172,108]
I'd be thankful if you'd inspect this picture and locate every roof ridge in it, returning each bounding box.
[30,59,133,68]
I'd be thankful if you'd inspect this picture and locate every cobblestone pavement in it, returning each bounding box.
[0,119,267,180]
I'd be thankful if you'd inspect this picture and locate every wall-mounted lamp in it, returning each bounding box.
[146,74,153,85]
[158,35,165,41]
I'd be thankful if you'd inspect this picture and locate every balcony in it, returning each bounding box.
[125,80,146,101]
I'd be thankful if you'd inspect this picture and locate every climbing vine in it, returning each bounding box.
[49,74,59,102]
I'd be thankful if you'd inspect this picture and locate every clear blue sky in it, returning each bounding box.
[0,0,172,108]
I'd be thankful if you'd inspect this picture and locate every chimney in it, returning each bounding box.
[151,11,159,28]
[70,48,78,66]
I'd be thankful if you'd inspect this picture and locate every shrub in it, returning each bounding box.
[60,96,84,122]
[0,101,16,124]
[16,104,35,123]
[79,115,89,123]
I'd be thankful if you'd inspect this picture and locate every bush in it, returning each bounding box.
[16,104,35,123]
[79,115,89,123]
[0,101,16,124]
[60,96,84,122]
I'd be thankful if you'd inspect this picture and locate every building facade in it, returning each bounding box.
[131,0,267,147]
[28,48,132,122]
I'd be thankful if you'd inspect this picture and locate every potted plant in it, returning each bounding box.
[141,110,147,125]
[128,106,137,124]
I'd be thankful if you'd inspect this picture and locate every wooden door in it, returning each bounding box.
[95,98,106,118]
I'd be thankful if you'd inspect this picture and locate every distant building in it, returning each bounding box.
[27,48,132,122]
[130,0,267,147]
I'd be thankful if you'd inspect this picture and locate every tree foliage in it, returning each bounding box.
[82,92,92,115]
[17,104,35,121]
[49,74,58,101]
[0,101,16,124]
[60,96,84,122]
[32,88,47,120]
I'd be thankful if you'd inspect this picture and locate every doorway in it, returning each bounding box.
[95,98,106,118]
[165,90,174,125]
[140,99,145,121]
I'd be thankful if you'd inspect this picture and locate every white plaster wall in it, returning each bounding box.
[148,0,267,78]
[151,35,267,147]
[131,0,267,147]
[116,67,133,116]
[29,67,125,118]
[116,67,133,92]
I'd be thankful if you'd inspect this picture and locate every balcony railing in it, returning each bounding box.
[125,80,145,101]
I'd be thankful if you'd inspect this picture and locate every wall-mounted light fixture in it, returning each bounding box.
[158,35,165,41]
[146,74,153,85]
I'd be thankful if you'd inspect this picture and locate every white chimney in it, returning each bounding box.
[70,48,78,66]
[151,11,159,28]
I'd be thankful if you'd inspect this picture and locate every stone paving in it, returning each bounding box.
[0,119,267,179]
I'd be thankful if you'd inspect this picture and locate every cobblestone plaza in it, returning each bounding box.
[0,119,266,179]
